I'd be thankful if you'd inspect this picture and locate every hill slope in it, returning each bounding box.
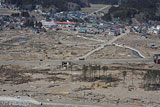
[4,0,89,11]
[89,0,118,5]
[102,0,160,22]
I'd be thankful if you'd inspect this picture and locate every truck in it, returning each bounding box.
[153,54,160,64]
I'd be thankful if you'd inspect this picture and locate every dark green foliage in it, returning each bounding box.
[11,13,20,17]
[112,7,137,19]
[89,0,118,5]
[82,65,109,81]
[102,66,108,76]
[21,12,30,17]
[102,13,112,21]
[24,19,34,27]
[122,71,127,85]
[82,65,88,80]
[123,0,160,21]
[122,0,158,11]
[5,0,89,11]
[5,0,36,9]
[67,0,89,7]
[122,71,127,80]
[35,21,42,28]
[5,0,67,10]
[102,0,160,22]
[39,0,67,11]
[103,6,138,22]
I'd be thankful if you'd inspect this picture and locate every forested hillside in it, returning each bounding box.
[102,0,160,22]
[89,0,118,5]
[4,0,119,11]
[4,0,89,11]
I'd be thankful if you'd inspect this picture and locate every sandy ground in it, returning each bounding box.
[0,29,96,60]
[115,32,160,58]
[1,4,160,107]
[0,29,137,61]
[0,29,158,63]
[87,45,137,59]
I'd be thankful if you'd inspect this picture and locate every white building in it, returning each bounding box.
[156,25,160,30]
[151,25,160,35]
[153,29,159,35]
[41,20,56,29]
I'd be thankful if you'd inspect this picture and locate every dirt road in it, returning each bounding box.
[77,31,129,60]
[0,58,153,68]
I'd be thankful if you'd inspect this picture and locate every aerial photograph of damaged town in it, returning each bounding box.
[0,0,160,106]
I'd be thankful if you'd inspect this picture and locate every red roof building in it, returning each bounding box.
[56,21,76,25]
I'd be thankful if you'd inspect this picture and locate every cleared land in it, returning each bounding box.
[87,45,137,59]
[0,30,96,61]
[0,64,160,107]
[115,32,160,58]
[80,4,112,14]
[0,29,159,107]
[0,5,160,106]
[0,29,133,61]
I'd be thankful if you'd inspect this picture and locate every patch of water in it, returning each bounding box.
[132,50,143,58]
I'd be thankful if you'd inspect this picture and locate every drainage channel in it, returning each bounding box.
[113,43,145,58]
[131,50,143,58]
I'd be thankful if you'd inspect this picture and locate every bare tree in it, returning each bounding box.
[102,66,108,77]
[89,65,93,81]
[93,65,97,79]
[82,65,88,80]
[98,65,101,79]
[122,71,127,85]
[131,70,134,86]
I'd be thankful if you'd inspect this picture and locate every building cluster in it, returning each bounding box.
[132,24,160,35]
[0,13,38,31]
[0,3,160,37]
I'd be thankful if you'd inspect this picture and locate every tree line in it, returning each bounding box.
[89,0,118,5]
[81,65,160,91]
[82,65,109,81]
[4,0,89,11]
[102,0,160,22]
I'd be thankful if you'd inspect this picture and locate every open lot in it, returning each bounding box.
[0,29,159,107]
[0,29,137,62]
[0,29,96,61]
[115,32,160,58]
[0,9,160,106]
[0,64,160,107]
[87,45,137,59]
